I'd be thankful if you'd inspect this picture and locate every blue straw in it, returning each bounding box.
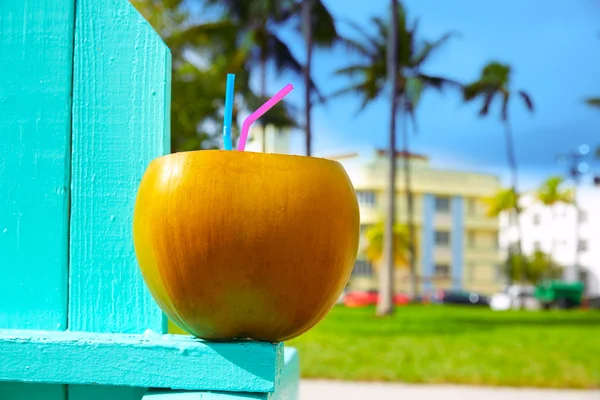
[223,74,235,150]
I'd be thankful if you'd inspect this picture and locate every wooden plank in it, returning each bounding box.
[271,348,299,400]
[0,383,66,400]
[0,0,74,331]
[141,347,299,400]
[0,330,282,393]
[144,392,264,399]
[69,385,146,400]
[69,0,171,334]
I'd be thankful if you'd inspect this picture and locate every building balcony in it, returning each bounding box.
[464,214,499,230]
[464,246,501,261]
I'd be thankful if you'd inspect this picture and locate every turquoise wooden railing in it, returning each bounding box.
[0,0,299,399]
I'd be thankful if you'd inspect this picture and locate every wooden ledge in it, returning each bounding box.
[0,330,283,392]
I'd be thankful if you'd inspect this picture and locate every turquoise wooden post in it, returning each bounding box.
[0,1,300,399]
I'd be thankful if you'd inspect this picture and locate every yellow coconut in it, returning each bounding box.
[133,150,359,342]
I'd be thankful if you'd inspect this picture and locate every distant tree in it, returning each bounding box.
[535,176,573,270]
[483,188,524,283]
[503,251,563,285]
[363,221,411,268]
[463,62,534,271]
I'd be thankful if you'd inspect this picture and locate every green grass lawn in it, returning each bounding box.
[286,305,600,389]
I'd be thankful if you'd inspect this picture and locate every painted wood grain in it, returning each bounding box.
[141,347,299,400]
[0,0,74,331]
[69,0,171,334]
[0,330,282,393]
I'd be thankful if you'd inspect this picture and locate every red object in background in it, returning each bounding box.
[393,293,410,305]
[344,291,411,307]
[344,290,378,307]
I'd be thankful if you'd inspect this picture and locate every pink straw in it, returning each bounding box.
[237,84,294,151]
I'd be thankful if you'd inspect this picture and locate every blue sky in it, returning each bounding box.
[254,0,600,191]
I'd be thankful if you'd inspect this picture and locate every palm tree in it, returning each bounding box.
[463,62,534,267]
[482,188,524,283]
[200,0,336,153]
[363,221,411,268]
[130,0,299,152]
[536,176,574,269]
[333,3,458,313]
[300,0,338,155]
[378,0,400,316]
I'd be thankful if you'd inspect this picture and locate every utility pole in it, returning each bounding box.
[557,144,590,283]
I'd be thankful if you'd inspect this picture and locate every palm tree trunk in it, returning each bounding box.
[376,0,399,317]
[503,120,525,285]
[402,102,417,299]
[260,56,267,153]
[302,0,313,157]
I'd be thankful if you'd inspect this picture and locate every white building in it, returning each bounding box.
[499,186,600,297]
[243,125,290,154]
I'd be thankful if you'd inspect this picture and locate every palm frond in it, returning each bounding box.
[463,80,492,102]
[267,33,302,75]
[334,64,371,78]
[168,20,238,50]
[518,90,534,113]
[417,74,463,92]
[412,31,460,66]
[328,81,382,115]
[309,0,339,47]
[338,18,383,53]
[479,91,495,117]
[586,97,600,109]
[338,36,377,58]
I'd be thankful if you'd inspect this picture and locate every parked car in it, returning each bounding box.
[343,290,410,307]
[432,289,489,306]
[490,285,539,311]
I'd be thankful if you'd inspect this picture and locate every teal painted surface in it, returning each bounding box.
[421,194,434,293]
[0,0,74,330]
[69,0,171,334]
[69,385,147,400]
[0,330,282,393]
[145,391,264,399]
[0,382,66,400]
[141,347,299,400]
[272,347,299,400]
[451,196,464,289]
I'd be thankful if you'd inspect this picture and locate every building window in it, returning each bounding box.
[434,264,450,277]
[352,260,373,277]
[467,231,476,248]
[468,262,476,281]
[435,230,451,247]
[579,210,587,223]
[356,190,376,206]
[533,214,541,226]
[578,240,588,252]
[467,198,476,215]
[434,196,451,213]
